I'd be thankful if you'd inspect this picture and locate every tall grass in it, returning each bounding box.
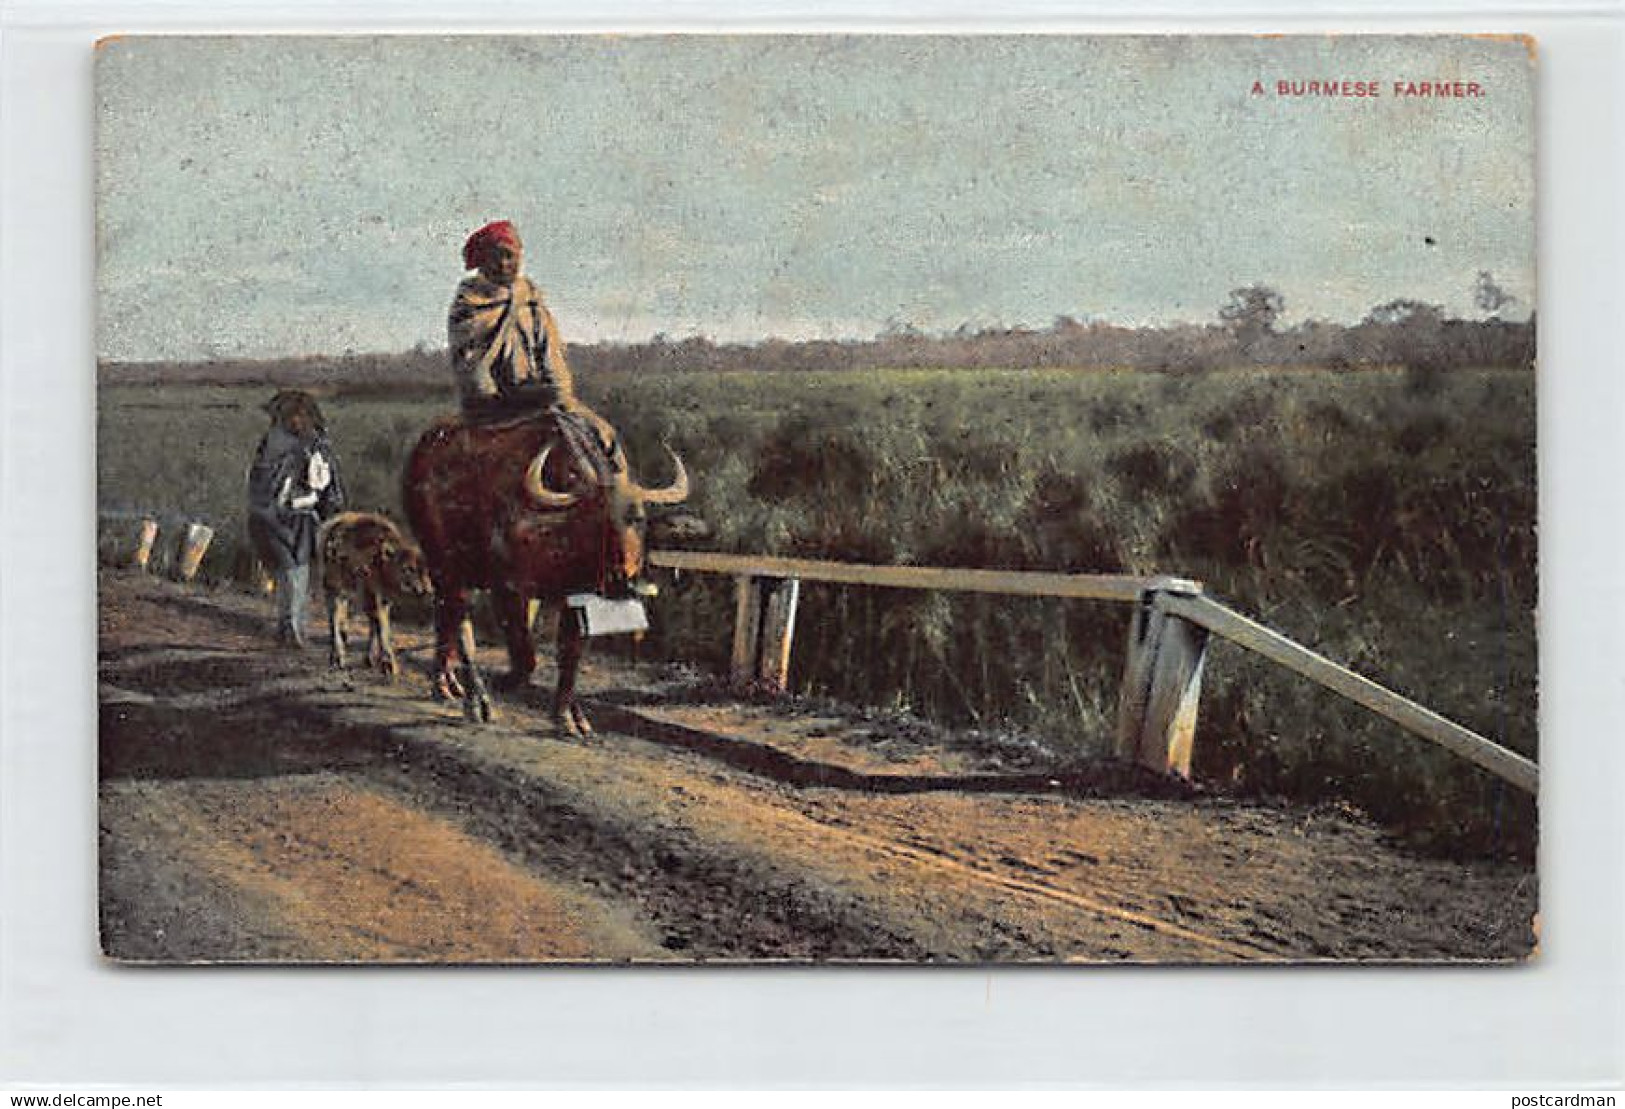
[98,365,1536,858]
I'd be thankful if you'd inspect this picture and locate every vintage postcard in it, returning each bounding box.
[96,34,1536,964]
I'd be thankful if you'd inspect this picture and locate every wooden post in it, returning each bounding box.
[175,522,214,582]
[755,577,801,693]
[729,575,801,692]
[1115,579,1210,778]
[730,574,765,687]
[1114,593,1157,757]
[132,518,159,571]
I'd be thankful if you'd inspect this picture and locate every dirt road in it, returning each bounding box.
[98,571,1537,964]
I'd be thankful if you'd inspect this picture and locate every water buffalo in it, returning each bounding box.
[319,511,433,678]
[403,413,688,733]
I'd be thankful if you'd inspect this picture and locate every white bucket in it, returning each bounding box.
[567,593,649,637]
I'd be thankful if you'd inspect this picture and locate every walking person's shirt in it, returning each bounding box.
[247,426,345,569]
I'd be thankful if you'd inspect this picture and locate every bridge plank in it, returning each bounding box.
[1163,594,1538,795]
[651,550,1186,603]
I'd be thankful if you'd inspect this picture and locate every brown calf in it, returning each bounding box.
[319,512,432,678]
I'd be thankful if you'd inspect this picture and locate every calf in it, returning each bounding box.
[319,512,432,678]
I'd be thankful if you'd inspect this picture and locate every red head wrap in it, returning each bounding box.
[462,220,522,271]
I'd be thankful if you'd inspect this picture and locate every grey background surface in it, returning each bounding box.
[3,0,1622,1090]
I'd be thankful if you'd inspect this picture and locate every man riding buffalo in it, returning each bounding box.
[405,220,690,732]
[449,219,622,477]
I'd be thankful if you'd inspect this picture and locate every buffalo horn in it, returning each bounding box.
[638,448,690,506]
[523,446,580,509]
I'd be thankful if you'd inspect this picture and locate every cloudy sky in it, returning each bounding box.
[96,34,1533,362]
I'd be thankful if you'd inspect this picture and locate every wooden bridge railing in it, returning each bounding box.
[648,549,1538,796]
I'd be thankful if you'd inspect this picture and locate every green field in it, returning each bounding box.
[98,365,1537,858]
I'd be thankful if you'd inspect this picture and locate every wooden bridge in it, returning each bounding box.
[649,550,1539,797]
[102,510,1537,798]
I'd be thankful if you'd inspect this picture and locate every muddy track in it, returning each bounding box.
[97,572,1538,965]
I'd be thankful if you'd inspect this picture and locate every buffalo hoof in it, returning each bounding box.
[464,691,494,723]
[431,670,465,702]
[570,703,594,737]
[460,666,493,723]
[551,704,594,740]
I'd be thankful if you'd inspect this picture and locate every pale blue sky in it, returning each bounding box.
[96,34,1534,361]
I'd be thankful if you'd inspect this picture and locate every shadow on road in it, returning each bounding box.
[100,696,392,782]
[584,697,1198,801]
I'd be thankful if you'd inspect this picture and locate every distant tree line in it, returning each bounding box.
[101,275,1535,386]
